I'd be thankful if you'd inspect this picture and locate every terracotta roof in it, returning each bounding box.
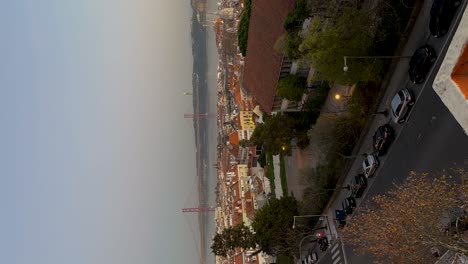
[229,131,239,145]
[242,0,296,113]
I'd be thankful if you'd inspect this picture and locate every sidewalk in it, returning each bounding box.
[290,0,432,260]
[322,0,433,249]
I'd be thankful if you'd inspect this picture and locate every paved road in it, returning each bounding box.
[316,1,468,263]
[342,1,468,263]
[317,241,345,264]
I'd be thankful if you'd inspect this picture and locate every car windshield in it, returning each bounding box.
[391,93,403,117]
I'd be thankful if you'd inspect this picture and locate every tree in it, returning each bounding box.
[283,0,310,32]
[342,171,468,263]
[211,223,257,257]
[276,75,307,101]
[238,0,252,56]
[299,8,382,85]
[252,196,310,256]
[249,114,295,155]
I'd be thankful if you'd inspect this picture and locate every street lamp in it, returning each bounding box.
[292,215,330,229]
[343,55,411,72]
[334,93,351,100]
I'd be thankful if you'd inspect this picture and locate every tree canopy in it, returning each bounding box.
[211,223,257,257]
[299,8,382,85]
[252,195,306,256]
[283,0,310,32]
[342,171,468,263]
[276,75,307,101]
[249,114,295,155]
[238,0,252,56]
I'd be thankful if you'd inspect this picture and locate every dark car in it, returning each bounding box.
[342,197,357,215]
[430,0,461,38]
[351,174,367,198]
[372,124,394,155]
[409,45,437,84]
[318,237,329,251]
[335,209,347,228]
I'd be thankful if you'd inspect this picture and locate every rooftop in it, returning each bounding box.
[242,0,296,113]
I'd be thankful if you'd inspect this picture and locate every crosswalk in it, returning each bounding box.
[330,242,343,264]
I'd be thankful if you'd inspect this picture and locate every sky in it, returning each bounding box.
[0,1,199,263]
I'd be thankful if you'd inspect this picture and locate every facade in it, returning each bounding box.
[433,7,468,134]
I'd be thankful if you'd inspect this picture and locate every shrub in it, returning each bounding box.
[238,0,252,56]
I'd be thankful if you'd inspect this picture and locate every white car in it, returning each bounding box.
[362,154,379,178]
[390,88,414,123]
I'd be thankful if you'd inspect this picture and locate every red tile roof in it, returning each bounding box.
[242,0,296,113]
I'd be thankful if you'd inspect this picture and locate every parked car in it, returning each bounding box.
[390,88,414,123]
[318,237,329,251]
[362,154,379,178]
[335,209,347,228]
[351,174,367,198]
[430,0,461,37]
[372,124,394,155]
[409,45,437,84]
[342,197,357,215]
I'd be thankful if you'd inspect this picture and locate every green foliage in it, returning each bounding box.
[284,32,303,60]
[238,0,252,56]
[276,255,294,264]
[276,75,307,101]
[300,161,342,214]
[302,81,331,123]
[211,223,257,257]
[299,9,382,85]
[250,114,295,155]
[266,152,276,198]
[257,151,267,167]
[284,0,309,32]
[279,154,288,196]
[239,139,249,148]
[252,196,301,256]
[332,82,379,156]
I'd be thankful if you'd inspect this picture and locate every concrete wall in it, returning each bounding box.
[433,7,468,134]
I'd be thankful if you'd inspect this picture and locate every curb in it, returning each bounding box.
[321,0,424,214]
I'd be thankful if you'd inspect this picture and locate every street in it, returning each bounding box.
[304,0,468,263]
[341,0,468,263]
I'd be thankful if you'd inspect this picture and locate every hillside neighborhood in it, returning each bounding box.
[211,0,468,264]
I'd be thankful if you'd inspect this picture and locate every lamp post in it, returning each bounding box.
[293,215,332,261]
[292,215,330,230]
[343,55,411,72]
[298,233,316,262]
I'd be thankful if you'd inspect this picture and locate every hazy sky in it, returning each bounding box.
[0,1,199,263]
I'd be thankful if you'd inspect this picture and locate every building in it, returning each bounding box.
[242,0,299,113]
[433,7,468,134]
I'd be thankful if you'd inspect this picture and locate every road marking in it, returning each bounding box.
[332,256,342,264]
[332,250,340,259]
[331,243,339,253]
